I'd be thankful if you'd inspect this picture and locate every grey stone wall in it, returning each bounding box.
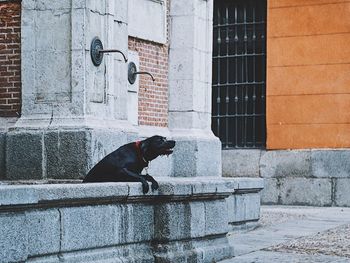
[0,178,236,263]
[223,149,350,207]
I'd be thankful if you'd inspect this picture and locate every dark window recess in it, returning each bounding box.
[212,0,267,149]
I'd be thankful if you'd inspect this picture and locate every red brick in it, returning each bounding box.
[0,1,21,117]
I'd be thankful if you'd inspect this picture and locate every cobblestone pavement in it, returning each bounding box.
[220,206,350,263]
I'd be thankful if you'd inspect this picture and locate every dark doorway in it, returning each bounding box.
[212,0,266,149]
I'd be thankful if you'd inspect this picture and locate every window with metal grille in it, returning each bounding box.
[212,0,266,149]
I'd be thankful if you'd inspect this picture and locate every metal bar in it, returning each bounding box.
[212,0,267,149]
[213,81,265,87]
[213,53,265,59]
[234,4,238,147]
[225,6,230,148]
[243,4,248,147]
[213,114,265,118]
[214,21,265,28]
[252,6,257,147]
[217,6,221,138]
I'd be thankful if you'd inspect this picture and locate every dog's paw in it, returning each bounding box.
[142,182,150,194]
[151,181,159,191]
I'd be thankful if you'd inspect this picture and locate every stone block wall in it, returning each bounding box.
[0,178,236,263]
[223,149,350,207]
[0,0,21,117]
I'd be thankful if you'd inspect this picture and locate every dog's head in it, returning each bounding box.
[141,135,176,162]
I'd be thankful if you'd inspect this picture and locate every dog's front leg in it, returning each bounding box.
[144,174,159,191]
[122,168,149,194]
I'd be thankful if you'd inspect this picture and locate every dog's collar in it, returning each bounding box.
[135,141,148,166]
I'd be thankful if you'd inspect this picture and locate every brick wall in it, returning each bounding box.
[128,37,168,127]
[266,0,350,149]
[0,1,21,117]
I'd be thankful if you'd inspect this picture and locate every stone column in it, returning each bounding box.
[168,0,221,177]
[6,0,134,180]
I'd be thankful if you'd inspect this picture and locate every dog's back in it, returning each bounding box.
[83,142,139,182]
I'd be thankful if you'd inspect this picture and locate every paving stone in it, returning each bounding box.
[220,251,350,263]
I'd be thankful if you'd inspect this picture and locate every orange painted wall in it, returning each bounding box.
[266,0,350,149]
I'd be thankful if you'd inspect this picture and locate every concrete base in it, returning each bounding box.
[225,178,264,231]
[3,120,180,180]
[222,149,350,207]
[0,177,235,263]
[5,119,137,180]
[171,129,222,177]
[2,123,222,180]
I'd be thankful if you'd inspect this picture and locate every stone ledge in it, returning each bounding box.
[0,177,238,263]
[0,177,235,208]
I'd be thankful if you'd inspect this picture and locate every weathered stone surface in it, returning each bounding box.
[311,150,350,178]
[6,131,43,180]
[154,202,191,241]
[172,134,221,177]
[117,204,154,243]
[260,178,279,205]
[0,131,5,179]
[0,178,238,262]
[278,178,332,206]
[0,213,27,262]
[334,178,350,207]
[45,130,90,179]
[223,149,262,177]
[26,209,60,256]
[260,150,311,178]
[60,205,116,251]
[153,235,234,263]
[205,199,228,235]
[227,193,260,224]
[128,0,166,44]
[233,177,264,191]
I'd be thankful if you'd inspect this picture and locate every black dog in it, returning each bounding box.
[83,135,175,193]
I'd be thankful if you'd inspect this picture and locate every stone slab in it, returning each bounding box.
[260,150,312,178]
[222,206,350,261]
[45,130,90,179]
[0,213,28,262]
[0,178,235,206]
[311,150,350,178]
[260,178,279,204]
[278,178,332,206]
[6,131,44,180]
[220,250,350,263]
[334,178,350,207]
[60,205,116,251]
[227,193,260,224]
[171,131,222,177]
[0,131,5,179]
[26,209,60,256]
[231,177,264,191]
[222,149,262,177]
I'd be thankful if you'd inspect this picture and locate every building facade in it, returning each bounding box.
[217,0,350,207]
[1,0,349,207]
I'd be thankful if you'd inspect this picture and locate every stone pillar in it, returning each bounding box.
[6,0,134,180]
[168,0,221,177]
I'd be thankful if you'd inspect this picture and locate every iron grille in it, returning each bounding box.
[212,0,266,149]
